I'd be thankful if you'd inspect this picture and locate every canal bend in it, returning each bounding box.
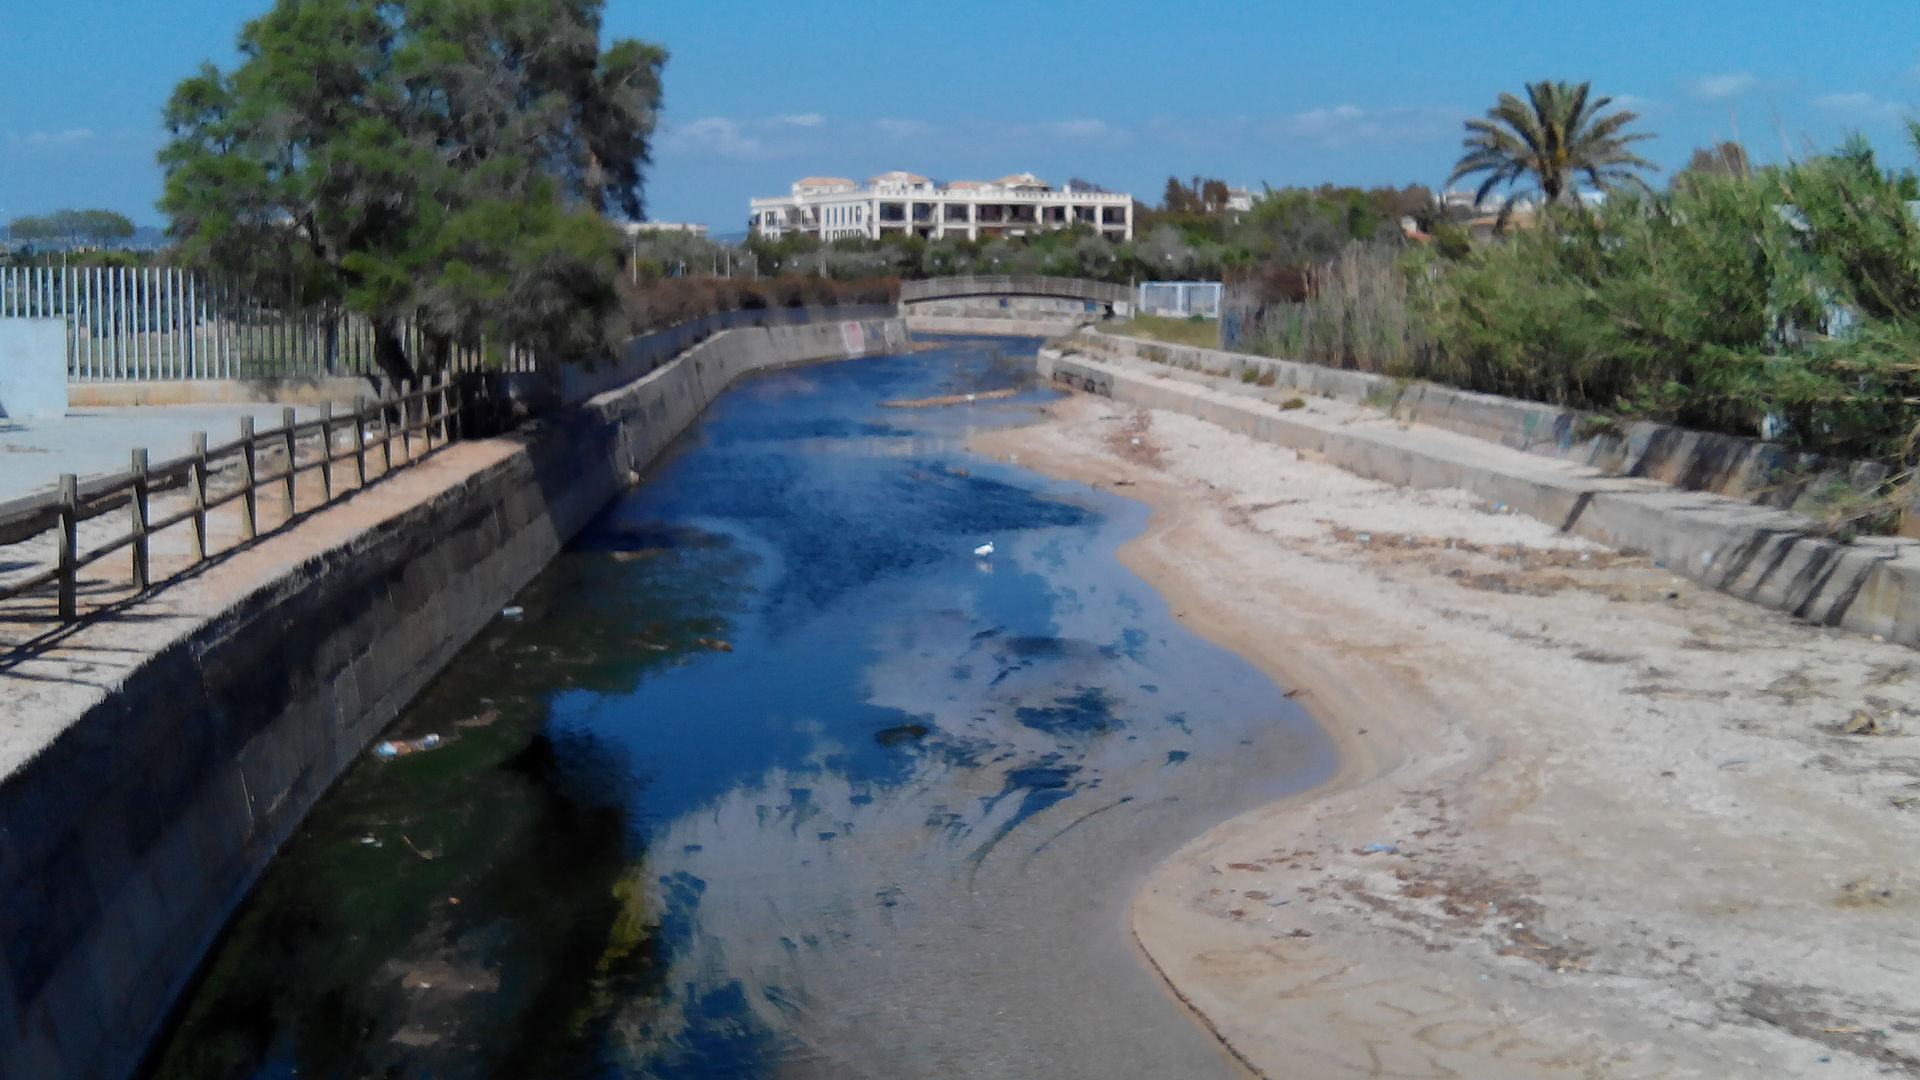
[145,336,1332,1080]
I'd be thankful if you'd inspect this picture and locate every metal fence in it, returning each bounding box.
[0,265,530,382]
[1137,280,1223,319]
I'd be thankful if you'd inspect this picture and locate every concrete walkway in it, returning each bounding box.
[0,403,325,504]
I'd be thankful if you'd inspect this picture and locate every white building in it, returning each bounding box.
[750,171,1134,242]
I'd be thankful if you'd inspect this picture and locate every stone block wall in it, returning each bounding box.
[0,316,904,1080]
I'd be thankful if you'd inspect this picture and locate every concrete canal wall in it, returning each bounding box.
[1039,345,1920,645]
[0,315,905,1079]
[906,313,1088,337]
[1077,330,1869,513]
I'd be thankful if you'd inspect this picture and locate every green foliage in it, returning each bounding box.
[1415,145,1920,462]
[7,208,136,245]
[741,181,1430,287]
[158,0,665,383]
[1671,141,1752,192]
[1243,241,1425,373]
[1450,80,1657,209]
[1107,314,1220,348]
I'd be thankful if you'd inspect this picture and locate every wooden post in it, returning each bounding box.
[239,416,258,539]
[281,406,297,520]
[422,377,435,454]
[57,473,78,621]
[191,432,209,560]
[398,380,412,462]
[353,396,369,487]
[445,371,461,442]
[439,371,455,443]
[129,448,151,590]
[318,401,334,502]
[379,389,394,473]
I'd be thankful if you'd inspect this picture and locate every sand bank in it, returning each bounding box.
[974,393,1920,1079]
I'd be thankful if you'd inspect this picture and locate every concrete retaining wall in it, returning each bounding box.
[906,314,1089,337]
[1078,331,1851,513]
[0,318,69,418]
[0,315,906,1080]
[1042,348,1920,645]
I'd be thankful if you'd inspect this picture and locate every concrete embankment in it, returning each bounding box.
[905,313,1086,337]
[0,315,904,1080]
[1039,345,1920,644]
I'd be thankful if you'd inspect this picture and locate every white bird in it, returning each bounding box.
[973,541,995,557]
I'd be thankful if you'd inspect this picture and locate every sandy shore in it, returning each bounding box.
[973,393,1920,1079]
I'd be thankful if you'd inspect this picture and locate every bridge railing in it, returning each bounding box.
[0,374,462,624]
[900,275,1131,305]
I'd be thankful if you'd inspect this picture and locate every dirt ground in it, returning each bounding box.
[973,394,1920,1079]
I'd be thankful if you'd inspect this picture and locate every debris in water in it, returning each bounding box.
[501,605,525,618]
[973,541,995,557]
[455,708,498,729]
[1839,709,1895,736]
[875,722,931,746]
[373,733,445,760]
[694,637,734,652]
[881,388,1017,408]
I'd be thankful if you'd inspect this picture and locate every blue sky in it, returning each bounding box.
[3,0,1919,232]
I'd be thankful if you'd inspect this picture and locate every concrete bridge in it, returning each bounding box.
[899,275,1131,308]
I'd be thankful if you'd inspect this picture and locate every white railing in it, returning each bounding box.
[0,265,534,382]
[1138,281,1223,319]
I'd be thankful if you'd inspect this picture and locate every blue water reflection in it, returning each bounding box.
[144,336,1332,1080]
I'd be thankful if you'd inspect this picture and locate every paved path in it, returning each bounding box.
[0,404,325,504]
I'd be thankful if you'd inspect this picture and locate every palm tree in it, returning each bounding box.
[1449,80,1657,220]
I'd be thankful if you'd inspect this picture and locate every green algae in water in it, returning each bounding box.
[143,537,751,1080]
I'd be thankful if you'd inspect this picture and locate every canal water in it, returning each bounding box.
[143,336,1334,1080]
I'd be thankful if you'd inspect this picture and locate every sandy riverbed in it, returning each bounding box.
[973,393,1920,1079]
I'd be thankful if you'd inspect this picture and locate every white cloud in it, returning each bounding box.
[658,113,832,159]
[1690,73,1759,101]
[658,116,766,159]
[1268,104,1460,146]
[873,118,932,139]
[1607,93,1658,113]
[1814,92,1910,122]
[1043,119,1117,139]
[8,129,97,147]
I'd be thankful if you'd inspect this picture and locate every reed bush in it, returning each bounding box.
[1237,143,1920,471]
[1416,151,1920,462]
